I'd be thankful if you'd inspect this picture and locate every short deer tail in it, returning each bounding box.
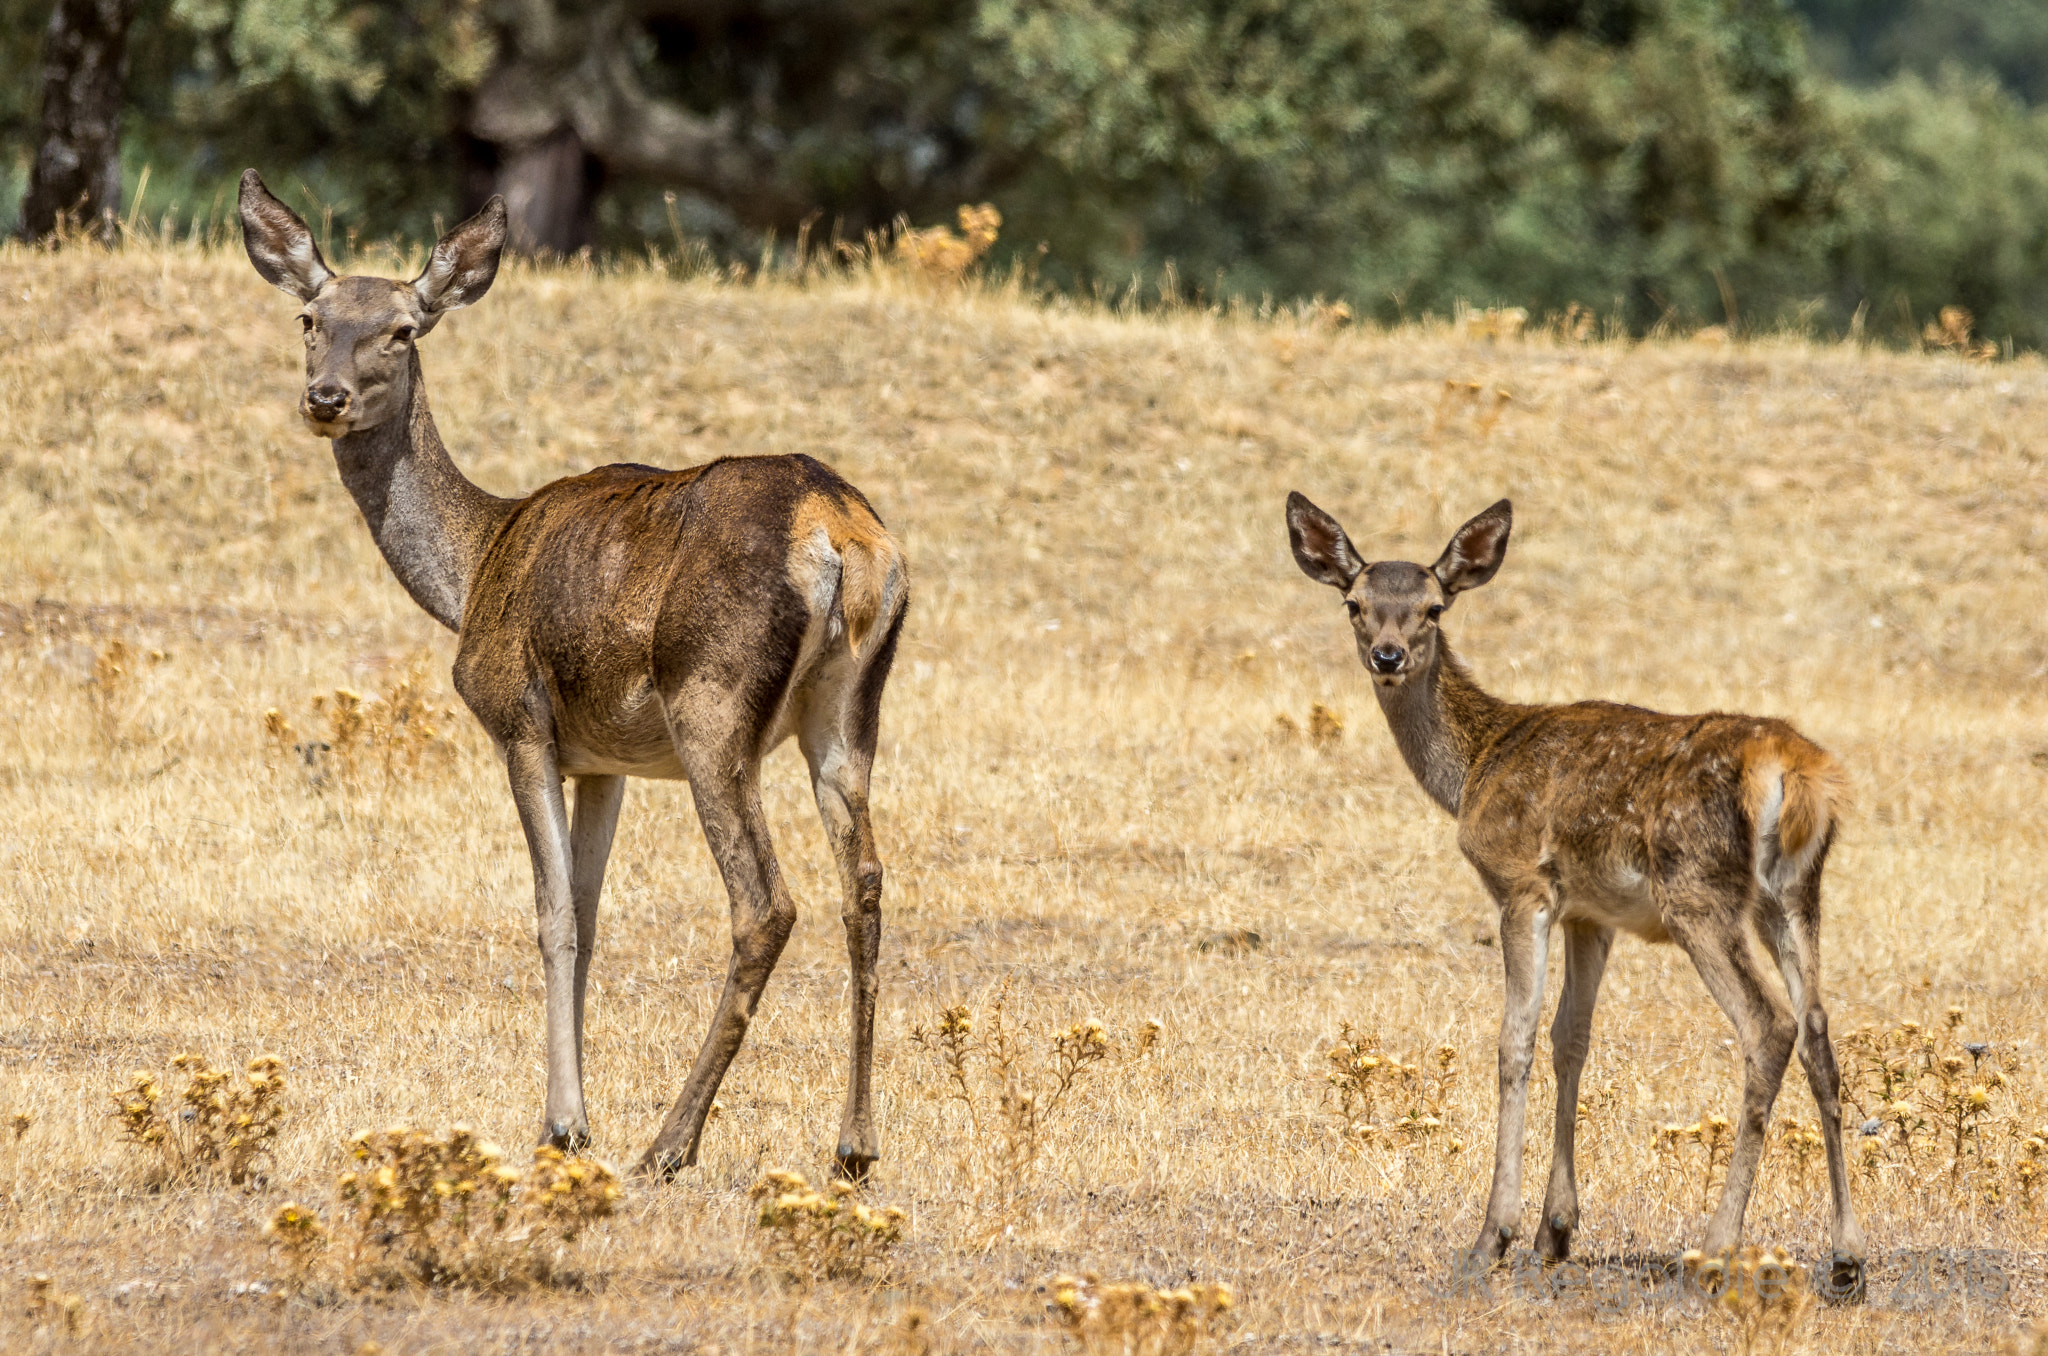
[835,531,908,663]
[1740,731,1849,893]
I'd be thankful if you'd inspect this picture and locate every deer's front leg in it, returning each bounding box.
[506,740,589,1150]
[1477,892,1553,1261]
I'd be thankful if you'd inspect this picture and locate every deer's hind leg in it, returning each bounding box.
[1758,853,1866,1301]
[1535,920,1613,1262]
[1664,883,1798,1256]
[636,698,799,1180]
[799,611,903,1181]
[568,775,625,1091]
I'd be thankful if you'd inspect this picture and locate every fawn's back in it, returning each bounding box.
[1459,703,1844,943]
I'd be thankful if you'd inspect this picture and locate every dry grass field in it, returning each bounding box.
[1,234,2044,1355]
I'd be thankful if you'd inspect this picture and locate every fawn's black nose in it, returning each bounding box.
[305,384,350,419]
[1369,646,1406,674]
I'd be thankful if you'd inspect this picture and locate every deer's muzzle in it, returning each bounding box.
[302,383,351,432]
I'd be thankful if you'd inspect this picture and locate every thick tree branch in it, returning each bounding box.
[468,0,828,249]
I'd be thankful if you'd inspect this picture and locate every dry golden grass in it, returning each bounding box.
[0,235,2044,1354]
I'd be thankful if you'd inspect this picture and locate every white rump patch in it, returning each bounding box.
[1750,767,1825,898]
[793,527,843,618]
[757,530,847,756]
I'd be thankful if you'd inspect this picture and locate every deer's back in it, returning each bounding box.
[452,453,899,775]
[1458,702,1830,940]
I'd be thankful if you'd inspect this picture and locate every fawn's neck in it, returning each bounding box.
[1374,639,1525,817]
[330,350,513,631]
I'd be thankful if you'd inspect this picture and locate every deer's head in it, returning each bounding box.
[1286,494,1512,687]
[238,170,507,438]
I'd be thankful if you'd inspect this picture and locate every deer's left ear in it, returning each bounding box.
[1432,499,1512,597]
[412,196,508,324]
[1286,491,1365,590]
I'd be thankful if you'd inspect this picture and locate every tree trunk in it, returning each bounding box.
[494,127,599,256]
[18,0,137,242]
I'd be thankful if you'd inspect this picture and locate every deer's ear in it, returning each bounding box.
[413,196,507,320]
[1432,499,1512,597]
[238,170,333,302]
[1286,491,1365,590]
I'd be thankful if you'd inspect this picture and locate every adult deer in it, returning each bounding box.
[238,170,909,1181]
[1285,494,1864,1299]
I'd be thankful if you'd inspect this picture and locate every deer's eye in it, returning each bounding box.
[298,315,314,334]
[1426,604,1445,622]
[393,325,414,344]
[1344,599,1361,619]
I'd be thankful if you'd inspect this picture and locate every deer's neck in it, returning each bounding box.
[1375,639,1524,818]
[330,351,512,631]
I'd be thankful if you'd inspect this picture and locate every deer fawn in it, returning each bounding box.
[1286,493,1864,1299]
[239,171,909,1181]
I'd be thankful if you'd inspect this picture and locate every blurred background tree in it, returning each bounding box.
[4,0,2045,344]
[1792,0,2048,104]
[17,0,137,241]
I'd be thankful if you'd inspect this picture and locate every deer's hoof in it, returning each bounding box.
[1821,1251,1866,1305]
[1534,1213,1574,1263]
[1470,1224,1514,1262]
[543,1120,590,1154]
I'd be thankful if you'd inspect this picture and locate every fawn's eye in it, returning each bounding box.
[393,325,414,344]
[1426,605,1444,622]
[298,315,314,333]
[1344,599,1361,619]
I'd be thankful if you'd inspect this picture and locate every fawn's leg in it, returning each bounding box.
[1534,921,1613,1262]
[1666,896,1797,1255]
[1476,889,1554,1260]
[1761,869,1866,1300]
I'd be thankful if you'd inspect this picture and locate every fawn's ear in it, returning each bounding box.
[238,170,333,301]
[1286,491,1365,590]
[1432,499,1513,597]
[412,196,508,324]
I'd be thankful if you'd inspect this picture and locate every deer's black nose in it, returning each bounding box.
[305,384,349,418]
[1369,646,1405,674]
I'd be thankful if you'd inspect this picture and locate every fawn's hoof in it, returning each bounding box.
[833,1146,879,1183]
[632,1148,689,1182]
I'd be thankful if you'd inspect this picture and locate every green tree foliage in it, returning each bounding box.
[971,0,1849,327]
[121,0,494,239]
[4,0,2047,343]
[1793,0,2048,105]
[1833,69,2048,346]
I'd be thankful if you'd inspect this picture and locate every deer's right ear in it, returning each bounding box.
[238,170,333,301]
[1432,499,1512,597]
[1286,491,1365,590]
[412,196,508,318]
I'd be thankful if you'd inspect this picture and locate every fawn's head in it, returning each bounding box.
[238,170,507,438]
[1285,494,1512,687]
